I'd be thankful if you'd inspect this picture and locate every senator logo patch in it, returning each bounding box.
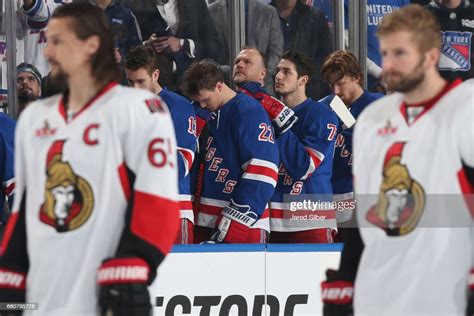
[439,31,472,72]
[366,142,425,236]
[39,140,94,232]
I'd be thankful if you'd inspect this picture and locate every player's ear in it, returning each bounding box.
[426,47,441,68]
[298,74,309,86]
[152,69,160,82]
[84,35,100,56]
[216,81,224,92]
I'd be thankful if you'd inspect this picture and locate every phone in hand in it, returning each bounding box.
[155,26,171,38]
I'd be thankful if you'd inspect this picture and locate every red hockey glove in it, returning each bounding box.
[467,269,474,316]
[239,81,298,135]
[210,199,258,243]
[0,265,26,315]
[97,257,152,316]
[321,269,354,316]
[192,102,214,137]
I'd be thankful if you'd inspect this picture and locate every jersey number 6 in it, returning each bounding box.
[148,138,174,168]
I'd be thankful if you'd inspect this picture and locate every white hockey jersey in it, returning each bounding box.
[352,79,474,315]
[0,83,180,316]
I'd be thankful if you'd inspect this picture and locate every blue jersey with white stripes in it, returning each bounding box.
[196,92,279,230]
[0,113,15,221]
[320,91,383,194]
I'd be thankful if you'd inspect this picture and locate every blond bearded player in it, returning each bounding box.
[321,4,474,316]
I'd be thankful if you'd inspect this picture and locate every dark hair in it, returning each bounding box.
[125,46,159,75]
[52,2,119,85]
[280,50,314,82]
[181,60,224,97]
[16,63,42,85]
[321,50,364,86]
[125,46,174,87]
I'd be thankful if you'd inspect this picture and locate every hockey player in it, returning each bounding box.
[233,47,267,89]
[425,0,474,81]
[125,46,196,244]
[321,5,474,315]
[182,60,279,243]
[16,62,42,114]
[319,51,383,225]
[0,3,180,315]
[241,51,339,243]
[0,113,15,225]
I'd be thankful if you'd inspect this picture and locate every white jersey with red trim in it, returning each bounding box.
[352,79,474,314]
[2,83,180,315]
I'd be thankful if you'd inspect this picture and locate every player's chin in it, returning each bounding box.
[275,85,285,94]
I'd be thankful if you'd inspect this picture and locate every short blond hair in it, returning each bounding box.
[377,4,442,53]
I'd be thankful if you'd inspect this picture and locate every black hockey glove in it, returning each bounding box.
[97,257,152,316]
[238,81,298,135]
[467,269,474,316]
[321,269,354,316]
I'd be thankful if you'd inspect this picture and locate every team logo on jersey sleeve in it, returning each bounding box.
[366,142,425,236]
[39,140,94,232]
[439,31,472,72]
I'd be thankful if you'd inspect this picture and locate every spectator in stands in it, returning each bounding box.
[208,0,283,92]
[344,0,410,92]
[125,46,196,244]
[122,0,223,89]
[270,0,333,100]
[319,50,383,231]
[16,62,42,114]
[182,60,279,244]
[425,0,474,81]
[85,0,142,63]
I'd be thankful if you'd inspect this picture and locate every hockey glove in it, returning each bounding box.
[467,269,474,316]
[192,102,213,137]
[321,269,354,316]
[0,265,26,316]
[97,257,152,316]
[210,199,258,243]
[238,81,298,135]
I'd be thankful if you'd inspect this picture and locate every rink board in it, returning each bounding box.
[150,244,342,316]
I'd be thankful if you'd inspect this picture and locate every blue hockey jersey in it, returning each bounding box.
[269,98,338,232]
[0,113,15,222]
[196,92,279,232]
[159,88,196,222]
[320,91,383,222]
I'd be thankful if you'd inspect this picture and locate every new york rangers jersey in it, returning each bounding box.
[0,83,180,315]
[320,92,383,223]
[352,79,474,314]
[0,113,15,221]
[269,98,338,232]
[426,1,474,81]
[195,92,279,232]
[159,88,196,222]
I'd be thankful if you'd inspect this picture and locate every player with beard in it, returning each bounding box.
[0,3,180,315]
[319,51,383,226]
[241,50,339,242]
[321,5,474,315]
[16,63,42,114]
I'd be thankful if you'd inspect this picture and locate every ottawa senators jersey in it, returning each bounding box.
[352,79,474,314]
[0,83,180,315]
